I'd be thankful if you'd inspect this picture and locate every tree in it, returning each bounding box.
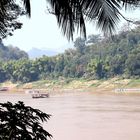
[86,34,102,45]
[0,62,7,82]
[125,51,140,77]
[74,37,86,55]
[0,101,52,140]
[87,59,106,79]
[109,55,126,76]
[11,59,39,83]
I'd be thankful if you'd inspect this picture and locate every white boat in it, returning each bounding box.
[25,89,49,98]
[0,87,9,91]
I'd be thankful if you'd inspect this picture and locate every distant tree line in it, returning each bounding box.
[1,26,140,83]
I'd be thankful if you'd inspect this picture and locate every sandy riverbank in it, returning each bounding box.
[0,78,140,95]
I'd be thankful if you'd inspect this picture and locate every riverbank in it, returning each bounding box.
[1,77,140,94]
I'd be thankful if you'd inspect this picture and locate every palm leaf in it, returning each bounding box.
[48,0,121,38]
[23,0,31,17]
[48,0,140,39]
[48,0,86,40]
[81,0,119,35]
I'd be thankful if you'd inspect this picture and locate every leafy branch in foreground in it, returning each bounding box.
[0,0,25,39]
[0,101,52,140]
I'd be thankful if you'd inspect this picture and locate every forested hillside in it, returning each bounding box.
[1,26,140,83]
[0,40,28,61]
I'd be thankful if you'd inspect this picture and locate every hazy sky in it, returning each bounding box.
[3,0,140,52]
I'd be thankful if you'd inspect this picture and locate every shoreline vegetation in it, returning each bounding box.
[1,77,140,95]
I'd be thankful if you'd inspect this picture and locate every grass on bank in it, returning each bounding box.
[0,78,140,93]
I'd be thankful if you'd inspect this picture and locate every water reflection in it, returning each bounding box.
[0,93,140,140]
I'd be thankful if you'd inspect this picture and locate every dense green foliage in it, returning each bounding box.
[0,101,52,139]
[1,26,140,83]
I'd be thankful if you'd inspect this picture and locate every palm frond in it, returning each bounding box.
[48,0,87,40]
[48,0,122,38]
[48,0,140,39]
[84,0,122,35]
[23,0,31,17]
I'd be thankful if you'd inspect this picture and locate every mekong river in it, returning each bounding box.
[0,92,140,140]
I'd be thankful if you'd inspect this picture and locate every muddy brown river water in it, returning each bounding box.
[0,92,140,140]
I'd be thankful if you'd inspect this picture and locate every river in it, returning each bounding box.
[0,92,140,140]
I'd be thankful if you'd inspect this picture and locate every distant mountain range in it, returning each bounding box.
[27,43,74,59]
[27,48,59,58]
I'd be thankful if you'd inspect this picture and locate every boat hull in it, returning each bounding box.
[32,93,49,98]
[25,90,49,98]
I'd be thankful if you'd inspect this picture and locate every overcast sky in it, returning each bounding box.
[3,0,140,53]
